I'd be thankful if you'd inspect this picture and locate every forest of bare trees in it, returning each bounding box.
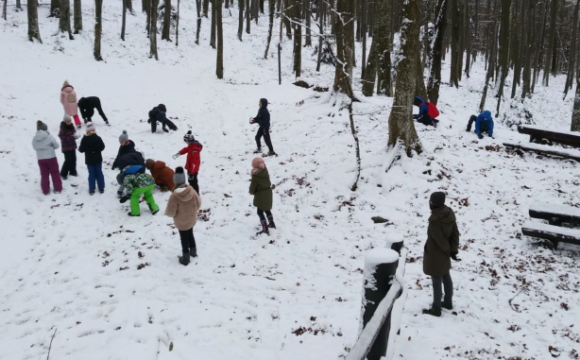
[5,0,580,131]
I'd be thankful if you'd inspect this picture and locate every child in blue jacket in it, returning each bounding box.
[467,111,494,139]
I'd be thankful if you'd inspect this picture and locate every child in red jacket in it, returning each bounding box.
[173,131,203,194]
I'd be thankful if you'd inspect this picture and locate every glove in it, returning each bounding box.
[249,117,256,124]
[172,153,180,160]
[451,252,461,262]
[477,134,484,140]
[119,195,129,204]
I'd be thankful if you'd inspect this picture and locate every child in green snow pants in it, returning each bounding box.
[130,184,159,215]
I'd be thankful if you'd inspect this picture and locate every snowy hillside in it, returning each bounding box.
[1,1,580,360]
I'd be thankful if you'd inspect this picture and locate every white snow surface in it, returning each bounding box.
[1,1,580,360]
[530,202,580,218]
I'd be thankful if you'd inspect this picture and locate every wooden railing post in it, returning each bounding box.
[362,248,400,360]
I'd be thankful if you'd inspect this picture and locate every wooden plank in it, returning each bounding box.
[503,142,580,162]
[529,203,580,226]
[517,126,580,148]
[522,222,580,249]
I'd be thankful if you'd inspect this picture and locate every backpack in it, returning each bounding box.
[426,102,440,119]
[67,93,77,103]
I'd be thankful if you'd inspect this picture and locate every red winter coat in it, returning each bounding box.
[179,142,203,175]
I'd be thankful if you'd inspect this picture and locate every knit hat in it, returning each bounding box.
[158,104,167,113]
[183,130,195,144]
[86,122,96,134]
[62,80,71,89]
[174,166,186,187]
[119,130,129,143]
[145,159,155,170]
[37,120,48,131]
[63,114,72,123]
[252,157,265,170]
[429,192,446,209]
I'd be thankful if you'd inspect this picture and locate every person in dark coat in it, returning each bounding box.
[467,110,495,139]
[249,157,275,235]
[422,192,460,317]
[250,98,275,155]
[78,122,106,195]
[148,104,177,133]
[413,96,439,127]
[58,115,79,179]
[78,96,109,125]
[113,131,144,196]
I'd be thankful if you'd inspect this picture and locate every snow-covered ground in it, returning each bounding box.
[1,2,579,360]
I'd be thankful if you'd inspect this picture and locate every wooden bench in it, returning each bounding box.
[503,142,580,162]
[517,126,580,148]
[529,203,580,227]
[522,222,580,249]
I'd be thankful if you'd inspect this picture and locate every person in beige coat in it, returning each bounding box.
[165,167,201,266]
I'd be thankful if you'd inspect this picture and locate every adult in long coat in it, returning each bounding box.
[422,192,460,317]
[249,157,275,235]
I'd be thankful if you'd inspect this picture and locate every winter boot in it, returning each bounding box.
[148,204,159,215]
[178,252,190,266]
[253,148,262,154]
[442,301,453,310]
[99,189,105,194]
[61,175,67,180]
[257,220,270,235]
[128,212,140,217]
[267,151,277,156]
[422,307,442,317]
[267,215,276,229]
[89,190,95,196]
[190,247,198,258]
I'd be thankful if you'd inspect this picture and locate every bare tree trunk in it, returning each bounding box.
[457,0,464,82]
[522,0,535,99]
[3,0,7,20]
[203,0,209,16]
[283,0,291,38]
[495,0,511,117]
[175,0,180,46]
[305,0,312,46]
[162,0,171,41]
[246,0,251,33]
[122,0,127,40]
[542,0,558,86]
[449,0,460,87]
[195,0,202,44]
[73,0,82,34]
[60,0,74,39]
[376,0,393,96]
[316,0,324,71]
[238,0,244,40]
[264,0,275,58]
[564,0,580,99]
[511,0,523,99]
[150,0,159,60]
[333,0,355,99]
[292,0,302,77]
[388,0,422,156]
[27,0,43,43]
[532,0,547,92]
[145,0,151,32]
[50,0,59,16]
[94,0,103,60]
[464,0,472,78]
[216,0,224,79]
[573,74,580,131]
[126,0,133,12]
[210,0,216,48]
[427,0,448,104]
[480,0,499,112]
[16,0,22,11]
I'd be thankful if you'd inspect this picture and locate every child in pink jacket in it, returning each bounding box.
[60,80,82,129]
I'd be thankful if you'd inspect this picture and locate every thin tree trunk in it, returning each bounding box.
[495,0,511,117]
[27,0,43,43]
[316,0,324,71]
[94,0,103,61]
[532,0,547,92]
[122,0,127,40]
[305,0,311,46]
[522,0,535,99]
[195,0,202,44]
[564,0,580,99]
[145,0,151,32]
[216,0,224,79]
[203,0,209,16]
[150,0,159,60]
[573,74,580,131]
[264,0,275,58]
[73,0,82,34]
[50,0,59,16]
[293,0,302,77]
[464,0,472,78]
[449,0,460,87]
[246,0,251,33]
[162,0,171,41]
[211,0,216,48]
[542,0,559,86]
[388,0,422,156]
[427,0,448,104]
[457,0,464,82]
[16,0,22,11]
[283,0,291,38]
[238,0,244,40]
[175,0,180,46]
[3,0,7,20]
[333,0,355,99]
[376,0,392,96]
[511,0,524,99]
[480,0,499,112]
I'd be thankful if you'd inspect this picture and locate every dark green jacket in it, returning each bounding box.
[423,205,460,276]
[250,167,272,211]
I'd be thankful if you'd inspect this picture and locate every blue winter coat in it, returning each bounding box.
[475,111,494,137]
[414,96,429,118]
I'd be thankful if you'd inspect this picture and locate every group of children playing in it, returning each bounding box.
[31,81,277,266]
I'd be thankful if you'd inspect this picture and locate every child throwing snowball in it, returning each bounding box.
[249,157,275,235]
[173,131,203,194]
